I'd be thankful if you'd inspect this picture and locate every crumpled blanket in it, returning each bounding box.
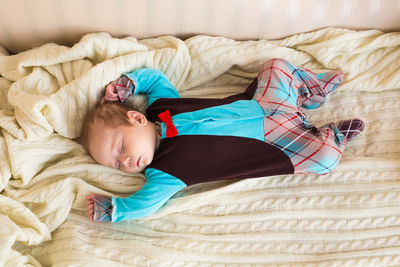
[0,27,400,266]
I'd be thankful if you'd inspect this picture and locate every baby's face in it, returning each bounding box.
[88,111,157,173]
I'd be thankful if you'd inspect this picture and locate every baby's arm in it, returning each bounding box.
[124,69,180,106]
[102,69,180,106]
[86,169,186,222]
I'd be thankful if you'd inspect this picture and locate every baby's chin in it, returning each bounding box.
[123,155,153,174]
[124,164,149,174]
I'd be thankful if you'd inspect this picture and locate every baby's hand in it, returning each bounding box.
[101,82,119,104]
[86,195,112,222]
[101,76,135,104]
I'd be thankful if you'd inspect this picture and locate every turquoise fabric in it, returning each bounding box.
[124,68,181,106]
[160,99,265,142]
[111,168,186,222]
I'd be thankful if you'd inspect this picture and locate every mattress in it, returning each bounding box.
[0,27,400,266]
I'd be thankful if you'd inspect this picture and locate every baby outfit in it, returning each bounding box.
[92,58,364,222]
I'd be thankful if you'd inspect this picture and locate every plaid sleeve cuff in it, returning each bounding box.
[93,195,113,222]
[113,75,135,102]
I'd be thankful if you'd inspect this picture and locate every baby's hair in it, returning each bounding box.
[80,102,134,149]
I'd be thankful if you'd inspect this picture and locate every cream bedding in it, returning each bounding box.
[0,27,399,266]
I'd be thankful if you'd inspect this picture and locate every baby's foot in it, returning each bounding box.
[86,195,112,222]
[336,119,365,141]
[316,71,344,94]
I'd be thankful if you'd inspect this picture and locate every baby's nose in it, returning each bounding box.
[121,156,131,167]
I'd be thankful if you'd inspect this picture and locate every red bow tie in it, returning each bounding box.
[158,110,179,138]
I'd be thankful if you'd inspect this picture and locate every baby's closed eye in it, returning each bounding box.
[116,139,125,169]
[120,141,125,153]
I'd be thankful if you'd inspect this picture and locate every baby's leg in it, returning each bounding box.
[254,58,343,113]
[263,113,343,174]
[254,58,301,115]
[263,114,365,174]
[299,68,343,109]
[256,58,363,174]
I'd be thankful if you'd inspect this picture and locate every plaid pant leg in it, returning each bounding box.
[255,58,347,174]
[263,113,346,175]
[254,58,302,115]
[254,58,344,112]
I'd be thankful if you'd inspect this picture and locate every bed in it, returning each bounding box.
[1,0,400,266]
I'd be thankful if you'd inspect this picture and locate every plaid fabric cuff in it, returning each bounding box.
[93,195,113,222]
[110,75,135,102]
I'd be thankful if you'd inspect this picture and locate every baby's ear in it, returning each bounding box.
[126,110,147,125]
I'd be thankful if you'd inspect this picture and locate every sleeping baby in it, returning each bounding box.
[81,58,365,222]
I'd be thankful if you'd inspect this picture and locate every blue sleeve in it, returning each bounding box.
[124,68,181,107]
[111,168,187,222]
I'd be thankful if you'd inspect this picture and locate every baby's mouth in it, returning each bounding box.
[136,157,141,167]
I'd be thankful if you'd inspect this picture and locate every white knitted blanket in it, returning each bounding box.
[0,27,400,266]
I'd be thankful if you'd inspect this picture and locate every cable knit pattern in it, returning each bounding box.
[1,27,400,266]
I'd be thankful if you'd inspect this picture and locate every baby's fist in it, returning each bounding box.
[101,76,134,104]
[101,82,119,103]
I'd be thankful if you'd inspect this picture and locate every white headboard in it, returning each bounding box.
[1,0,399,53]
